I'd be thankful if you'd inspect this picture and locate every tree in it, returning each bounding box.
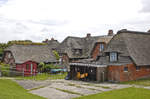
[53,50,60,60]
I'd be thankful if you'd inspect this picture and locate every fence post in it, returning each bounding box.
[0,65,1,77]
[22,68,24,77]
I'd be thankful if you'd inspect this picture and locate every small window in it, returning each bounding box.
[100,43,104,51]
[110,52,117,62]
[74,49,82,55]
[8,53,11,58]
[146,66,150,70]
[26,64,30,70]
[124,67,128,72]
[136,66,140,71]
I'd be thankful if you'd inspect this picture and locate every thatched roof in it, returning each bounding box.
[105,30,150,66]
[56,35,113,59]
[5,45,57,63]
[43,39,59,49]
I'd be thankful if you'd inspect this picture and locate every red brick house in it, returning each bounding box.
[2,45,58,76]
[102,30,150,82]
[56,30,113,71]
[70,29,150,82]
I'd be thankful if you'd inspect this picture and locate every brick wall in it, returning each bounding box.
[108,64,150,82]
[92,43,106,60]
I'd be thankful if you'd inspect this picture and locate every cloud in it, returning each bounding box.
[140,0,150,13]
[0,0,149,43]
[29,20,69,26]
[0,0,9,7]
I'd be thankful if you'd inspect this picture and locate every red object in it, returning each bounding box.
[108,64,150,82]
[16,60,38,76]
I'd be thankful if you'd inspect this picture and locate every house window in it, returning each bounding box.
[100,43,104,51]
[124,67,128,72]
[136,66,140,71]
[74,49,82,55]
[110,52,117,62]
[8,53,11,58]
[59,58,63,64]
[26,64,30,71]
[146,66,150,70]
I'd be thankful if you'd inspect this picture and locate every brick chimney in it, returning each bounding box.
[42,39,48,43]
[51,37,54,40]
[45,39,48,42]
[86,33,91,38]
[108,30,114,36]
[147,29,150,32]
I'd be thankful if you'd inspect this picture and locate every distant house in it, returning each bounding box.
[2,45,58,76]
[70,30,150,82]
[56,30,113,71]
[42,38,60,50]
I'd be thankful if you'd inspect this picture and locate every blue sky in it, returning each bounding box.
[0,0,150,43]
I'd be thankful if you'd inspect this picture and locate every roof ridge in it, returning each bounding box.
[117,30,150,35]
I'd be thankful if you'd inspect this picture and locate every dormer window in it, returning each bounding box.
[74,49,82,55]
[100,43,104,51]
[110,52,117,62]
[8,53,11,58]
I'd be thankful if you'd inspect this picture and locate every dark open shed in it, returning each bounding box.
[70,63,107,82]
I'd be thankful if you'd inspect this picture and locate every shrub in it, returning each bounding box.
[38,63,61,73]
[53,50,60,60]
[0,63,10,76]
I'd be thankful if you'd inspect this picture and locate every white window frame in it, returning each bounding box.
[100,43,104,51]
[136,66,140,71]
[8,53,11,58]
[110,52,117,62]
[124,67,128,72]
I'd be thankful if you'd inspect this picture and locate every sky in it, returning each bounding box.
[0,0,150,43]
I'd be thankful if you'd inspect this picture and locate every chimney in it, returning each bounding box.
[51,37,54,40]
[108,30,114,36]
[147,29,150,32]
[86,33,91,38]
[42,39,48,43]
[45,39,48,42]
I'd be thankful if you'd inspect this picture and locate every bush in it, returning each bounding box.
[53,50,60,60]
[38,63,61,73]
[0,63,10,76]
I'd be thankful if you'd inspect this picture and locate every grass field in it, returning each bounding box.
[74,87,150,99]
[121,78,150,86]
[0,79,45,99]
[15,72,67,80]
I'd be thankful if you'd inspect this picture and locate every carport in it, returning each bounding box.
[69,63,107,82]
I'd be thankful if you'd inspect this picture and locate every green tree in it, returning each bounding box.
[53,50,60,60]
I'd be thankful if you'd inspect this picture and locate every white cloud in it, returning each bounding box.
[0,0,149,43]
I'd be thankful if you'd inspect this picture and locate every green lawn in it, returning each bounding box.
[74,87,150,99]
[15,73,67,80]
[121,78,150,86]
[0,79,45,99]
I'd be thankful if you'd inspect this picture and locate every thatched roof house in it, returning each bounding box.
[56,33,113,60]
[97,29,150,66]
[3,45,58,64]
[69,29,150,82]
